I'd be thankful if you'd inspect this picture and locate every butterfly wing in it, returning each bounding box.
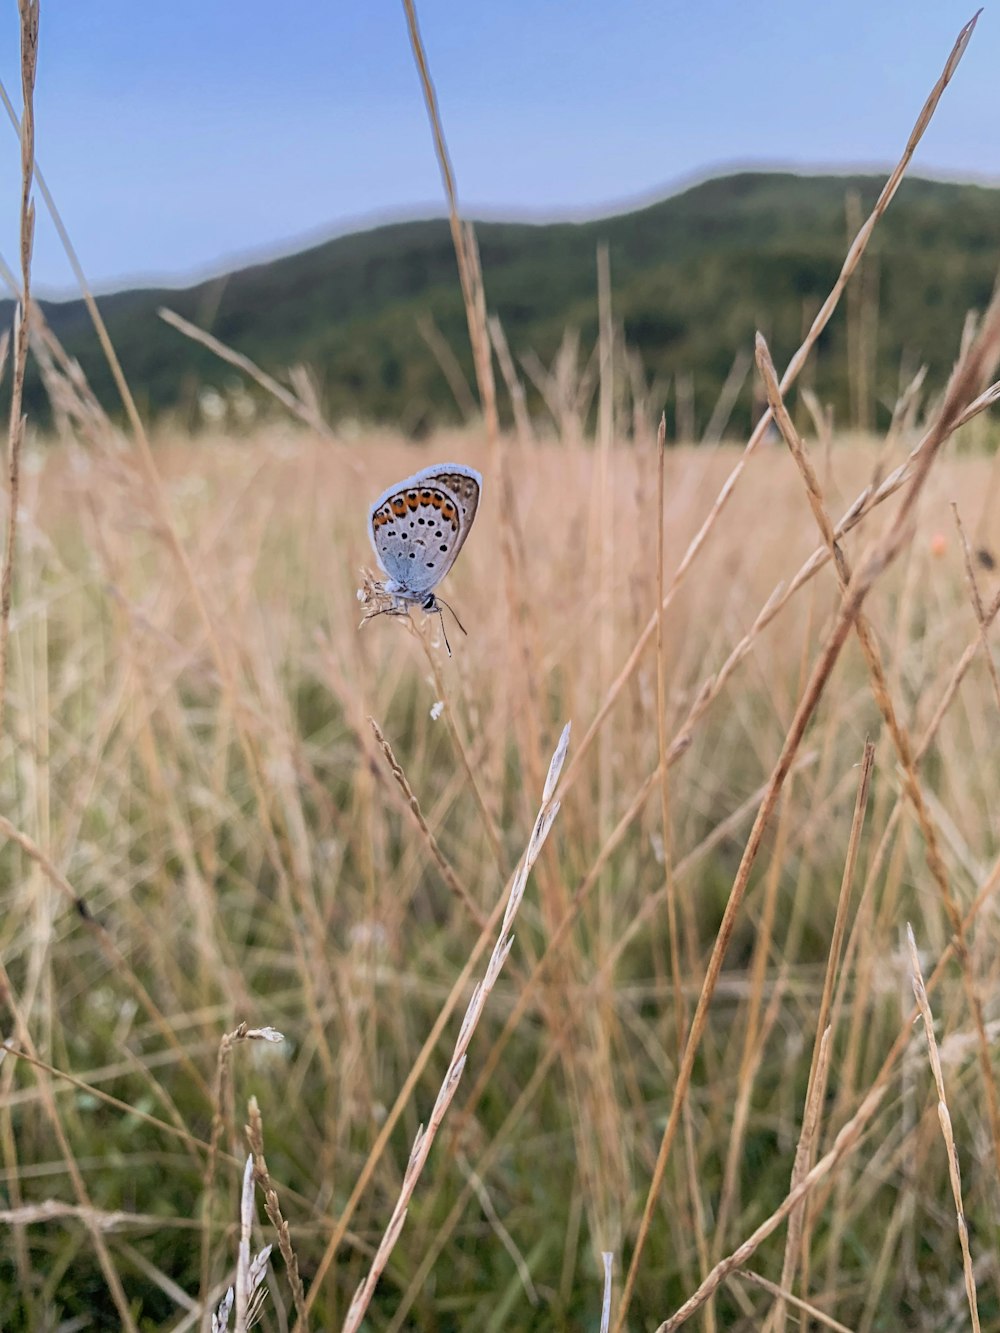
[420,464,481,560]
[369,463,482,600]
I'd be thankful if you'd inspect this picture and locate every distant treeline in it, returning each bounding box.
[5,171,1000,438]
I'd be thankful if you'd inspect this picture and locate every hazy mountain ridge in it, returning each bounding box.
[6,171,1000,436]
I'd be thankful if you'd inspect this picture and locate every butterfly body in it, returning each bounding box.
[368,462,482,613]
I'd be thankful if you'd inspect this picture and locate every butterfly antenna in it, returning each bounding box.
[436,595,468,638]
[437,607,453,658]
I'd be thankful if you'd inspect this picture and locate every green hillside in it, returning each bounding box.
[7,171,1000,436]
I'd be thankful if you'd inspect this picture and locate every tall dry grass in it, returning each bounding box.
[0,404,999,1328]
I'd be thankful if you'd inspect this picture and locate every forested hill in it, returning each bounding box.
[7,171,1000,436]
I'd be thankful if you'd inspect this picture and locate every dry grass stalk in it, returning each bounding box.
[355,564,404,628]
[701,348,752,444]
[383,1049,561,1333]
[845,187,877,433]
[417,312,478,421]
[600,1252,614,1333]
[906,926,982,1332]
[236,1156,272,1333]
[158,306,353,460]
[654,413,685,1039]
[887,361,928,441]
[335,723,571,1332]
[596,240,615,860]
[1,1040,218,1159]
[487,313,534,446]
[416,634,508,874]
[456,1152,539,1304]
[0,1200,195,1230]
[201,1025,284,1315]
[401,0,497,443]
[620,603,835,1320]
[578,238,631,1255]
[245,1096,307,1324]
[820,846,1000,1321]
[915,582,1000,754]
[211,1155,272,1333]
[369,715,489,929]
[520,330,600,441]
[401,0,547,819]
[769,740,875,1332]
[22,310,90,444]
[0,0,38,735]
[769,1027,834,1333]
[655,1076,893,1330]
[710,772,799,1279]
[951,501,1000,711]
[787,741,876,1296]
[734,1270,856,1333]
[693,501,997,949]
[653,411,712,1303]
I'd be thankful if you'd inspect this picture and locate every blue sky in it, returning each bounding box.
[1,1,996,297]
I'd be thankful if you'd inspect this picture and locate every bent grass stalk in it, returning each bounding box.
[906,926,982,1333]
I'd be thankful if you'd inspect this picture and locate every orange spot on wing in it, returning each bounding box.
[406,492,419,510]
[391,498,406,516]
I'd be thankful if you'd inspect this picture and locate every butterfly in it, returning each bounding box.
[363,462,482,654]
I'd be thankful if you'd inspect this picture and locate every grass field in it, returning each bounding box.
[4,5,1000,1330]
[2,409,1000,1329]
